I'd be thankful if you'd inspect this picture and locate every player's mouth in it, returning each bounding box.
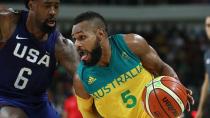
[47,19,56,27]
[79,50,90,61]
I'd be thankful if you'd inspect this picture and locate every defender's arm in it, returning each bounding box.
[196,72,209,118]
[55,34,79,76]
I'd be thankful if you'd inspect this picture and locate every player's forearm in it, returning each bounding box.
[161,63,179,80]
[198,77,209,110]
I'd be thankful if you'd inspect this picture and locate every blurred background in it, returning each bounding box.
[1,0,210,118]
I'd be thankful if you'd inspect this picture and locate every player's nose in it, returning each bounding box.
[75,40,82,48]
[49,6,56,16]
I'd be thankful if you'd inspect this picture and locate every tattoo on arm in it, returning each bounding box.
[66,41,79,75]
[56,37,79,76]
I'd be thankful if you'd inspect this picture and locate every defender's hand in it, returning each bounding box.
[185,88,194,112]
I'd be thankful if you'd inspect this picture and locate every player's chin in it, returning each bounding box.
[81,58,91,64]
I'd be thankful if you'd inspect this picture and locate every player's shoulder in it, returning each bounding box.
[120,33,151,57]
[0,8,20,21]
[123,33,144,40]
[122,33,147,47]
[0,8,21,42]
[0,8,21,33]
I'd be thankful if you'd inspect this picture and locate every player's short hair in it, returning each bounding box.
[73,11,108,33]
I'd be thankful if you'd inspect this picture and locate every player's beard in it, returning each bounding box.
[83,39,102,66]
[40,20,56,33]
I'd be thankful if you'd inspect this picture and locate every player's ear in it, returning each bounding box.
[97,28,106,40]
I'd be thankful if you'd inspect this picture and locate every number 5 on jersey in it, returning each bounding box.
[14,67,31,89]
[121,90,137,108]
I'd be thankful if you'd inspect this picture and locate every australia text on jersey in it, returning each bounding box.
[90,64,142,99]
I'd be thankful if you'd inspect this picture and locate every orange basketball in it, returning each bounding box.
[142,76,188,118]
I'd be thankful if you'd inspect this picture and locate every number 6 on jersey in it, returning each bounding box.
[14,67,31,90]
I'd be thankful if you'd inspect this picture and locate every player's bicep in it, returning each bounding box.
[126,34,165,75]
[55,35,79,75]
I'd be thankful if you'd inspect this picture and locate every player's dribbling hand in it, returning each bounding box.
[186,88,194,112]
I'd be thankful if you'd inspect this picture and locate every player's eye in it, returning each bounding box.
[80,35,86,40]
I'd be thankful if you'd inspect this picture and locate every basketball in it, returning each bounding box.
[142,76,188,118]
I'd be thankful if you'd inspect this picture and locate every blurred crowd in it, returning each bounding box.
[1,0,210,5]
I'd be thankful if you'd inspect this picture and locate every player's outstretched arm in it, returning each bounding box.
[55,34,79,76]
[124,33,194,111]
[73,75,102,118]
[196,72,209,118]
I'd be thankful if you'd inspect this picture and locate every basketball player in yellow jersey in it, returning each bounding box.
[71,11,194,118]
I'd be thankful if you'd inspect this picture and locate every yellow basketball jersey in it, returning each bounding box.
[93,64,153,118]
[77,34,153,118]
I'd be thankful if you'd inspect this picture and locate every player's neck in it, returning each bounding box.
[26,16,48,41]
[97,38,111,67]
